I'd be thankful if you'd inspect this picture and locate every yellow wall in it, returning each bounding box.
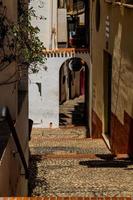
[91,1,133,134]
[110,5,133,123]
[91,0,107,129]
[91,1,133,153]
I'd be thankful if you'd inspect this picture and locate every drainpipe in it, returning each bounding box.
[90,0,93,61]
[50,0,58,49]
[89,0,94,137]
[49,0,53,49]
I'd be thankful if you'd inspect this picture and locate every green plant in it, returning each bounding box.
[0,0,46,74]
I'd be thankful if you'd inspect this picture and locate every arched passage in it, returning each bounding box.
[29,49,92,135]
[59,57,91,137]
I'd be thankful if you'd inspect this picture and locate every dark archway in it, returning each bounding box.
[59,57,90,135]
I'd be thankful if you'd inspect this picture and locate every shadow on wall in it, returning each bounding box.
[102,7,133,155]
[122,12,133,156]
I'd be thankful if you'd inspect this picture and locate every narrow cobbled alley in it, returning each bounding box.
[29,97,133,197]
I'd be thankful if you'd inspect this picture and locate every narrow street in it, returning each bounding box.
[29,97,133,197]
[1,0,133,197]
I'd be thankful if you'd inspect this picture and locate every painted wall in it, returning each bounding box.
[29,0,91,131]
[110,4,133,155]
[30,0,58,49]
[29,50,91,129]
[91,1,133,154]
[0,93,29,196]
[0,0,29,195]
[90,0,105,138]
[29,56,66,128]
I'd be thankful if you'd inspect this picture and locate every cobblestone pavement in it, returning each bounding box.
[30,136,110,155]
[29,127,133,197]
[30,127,87,139]
[29,153,133,197]
[29,97,133,197]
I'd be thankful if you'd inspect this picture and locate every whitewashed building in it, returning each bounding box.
[29,0,91,129]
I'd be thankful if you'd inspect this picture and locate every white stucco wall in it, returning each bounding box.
[29,52,91,128]
[29,57,65,128]
[30,0,57,49]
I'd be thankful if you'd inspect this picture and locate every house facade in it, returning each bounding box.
[29,0,91,130]
[29,49,91,129]
[0,0,29,196]
[90,0,133,155]
[29,0,133,156]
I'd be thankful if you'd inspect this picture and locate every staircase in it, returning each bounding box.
[59,96,86,127]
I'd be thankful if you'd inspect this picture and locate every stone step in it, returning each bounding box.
[29,137,111,156]
[31,127,88,138]
[29,153,115,160]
